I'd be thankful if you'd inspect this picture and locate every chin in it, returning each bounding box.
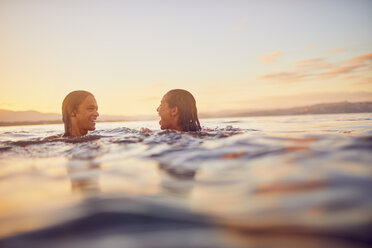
[159,120,164,130]
[87,124,96,131]
[159,122,168,130]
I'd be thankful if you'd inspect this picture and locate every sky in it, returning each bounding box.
[0,0,371,116]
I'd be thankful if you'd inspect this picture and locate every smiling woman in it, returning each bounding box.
[157,89,201,132]
[62,90,99,137]
[44,90,99,139]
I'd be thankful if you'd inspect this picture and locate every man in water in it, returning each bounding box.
[156,89,201,131]
[45,90,99,139]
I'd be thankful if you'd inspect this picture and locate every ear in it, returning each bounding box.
[170,106,179,117]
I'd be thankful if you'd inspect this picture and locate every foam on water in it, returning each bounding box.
[0,114,372,248]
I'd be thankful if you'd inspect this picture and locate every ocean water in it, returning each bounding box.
[0,113,371,248]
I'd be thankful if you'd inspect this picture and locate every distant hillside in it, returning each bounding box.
[0,109,155,126]
[1,101,372,126]
[200,101,372,118]
[0,110,61,122]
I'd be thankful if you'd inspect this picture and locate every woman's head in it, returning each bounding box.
[62,90,99,137]
[157,89,201,132]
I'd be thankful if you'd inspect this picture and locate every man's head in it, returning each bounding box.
[62,90,99,137]
[157,89,201,132]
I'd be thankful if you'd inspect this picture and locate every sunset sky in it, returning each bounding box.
[0,0,371,116]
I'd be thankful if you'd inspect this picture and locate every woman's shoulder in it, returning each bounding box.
[44,134,64,140]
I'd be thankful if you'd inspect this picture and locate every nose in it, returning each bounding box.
[156,106,159,112]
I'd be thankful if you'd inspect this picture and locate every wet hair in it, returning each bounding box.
[165,89,201,132]
[62,90,93,137]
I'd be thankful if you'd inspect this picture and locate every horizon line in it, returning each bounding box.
[1,100,371,117]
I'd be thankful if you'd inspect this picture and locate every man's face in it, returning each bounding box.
[157,95,173,130]
[75,95,99,132]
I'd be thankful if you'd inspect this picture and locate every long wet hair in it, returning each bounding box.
[62,90,93,137]
[165,89,201,132]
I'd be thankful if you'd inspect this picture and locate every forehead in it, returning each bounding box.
[160,96,170,107]
[161,94,169,103]
[79,95,98,107]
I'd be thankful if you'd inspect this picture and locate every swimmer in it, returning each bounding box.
[156,89,201,132]
[45,90,99,139]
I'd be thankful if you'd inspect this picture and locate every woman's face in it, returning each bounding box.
[74,95,99,132]
[156,95,174,130]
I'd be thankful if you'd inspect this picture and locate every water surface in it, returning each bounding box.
[1,114,371,248]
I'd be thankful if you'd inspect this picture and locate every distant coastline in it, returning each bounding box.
[0,120,62,127]
[1,101,371,127]
[0,120,137,127]
[199,101,372,118]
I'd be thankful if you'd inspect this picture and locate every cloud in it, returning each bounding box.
[259,52,372,83]
[258,72,306,82]
[332,48,347,53]
[347,53,372,64]
[259,51,282,63]
[305,45,317,50]
[296,58,325,64]
[322,64,363,76]
[295,57,332,70]
[320,53,372,77]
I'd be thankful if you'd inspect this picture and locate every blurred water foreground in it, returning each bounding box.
[0,114,371,248]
